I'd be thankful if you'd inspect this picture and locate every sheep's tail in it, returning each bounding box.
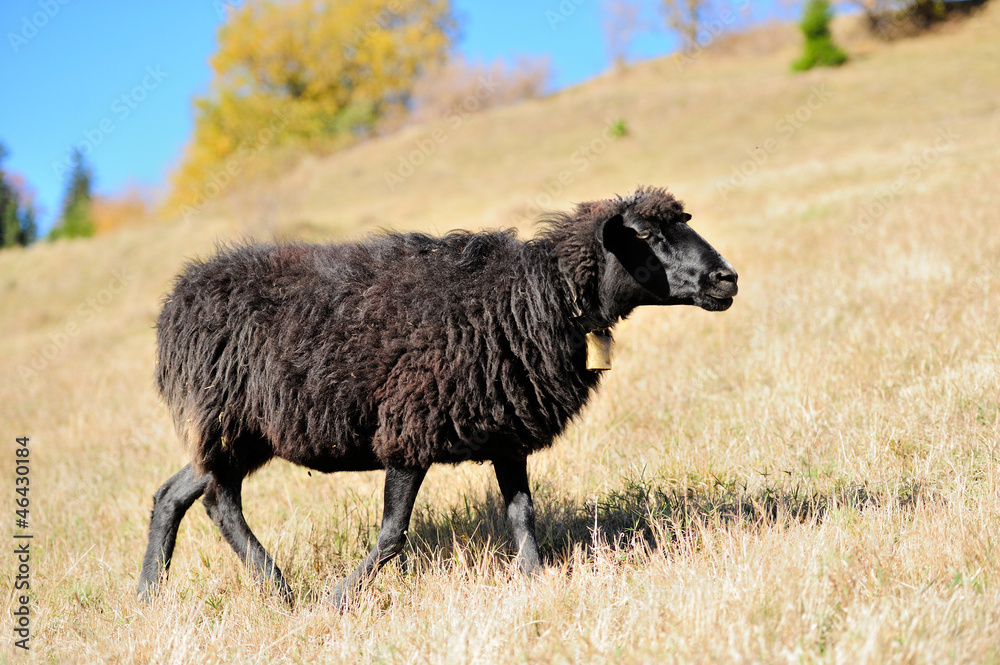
[156,348,214,476]
[154,280,225,476]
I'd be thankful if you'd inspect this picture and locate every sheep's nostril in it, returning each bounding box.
[711,269,738,284]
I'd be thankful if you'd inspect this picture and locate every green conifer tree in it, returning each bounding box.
[18,206,36,245]
[1,198,19,248]
[0,142,37,249]
[50,148,95,240]
[792,0,848,71]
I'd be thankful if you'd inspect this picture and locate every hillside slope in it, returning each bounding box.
[1,8,999,664]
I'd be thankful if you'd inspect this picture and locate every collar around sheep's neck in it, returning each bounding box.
[560,272,608,332]
[566,280,613,372]
[559,271,615,372]
[547,241,615,371]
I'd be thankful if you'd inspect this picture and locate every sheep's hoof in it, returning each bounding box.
[325,586,351,613]
[136,578,160,603]
[276,587,296,609]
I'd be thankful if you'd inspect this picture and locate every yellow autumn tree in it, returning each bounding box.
[169,0,453,215]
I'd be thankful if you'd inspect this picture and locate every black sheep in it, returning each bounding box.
[137,186,738,606]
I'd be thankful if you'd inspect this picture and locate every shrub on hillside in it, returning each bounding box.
[92,184,153,234]
[845,0,991,40]
[407,56,552,125]
[792,0,849,71]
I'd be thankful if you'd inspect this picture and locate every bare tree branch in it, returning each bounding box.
[602,0,644,70]
[660,0,708,53]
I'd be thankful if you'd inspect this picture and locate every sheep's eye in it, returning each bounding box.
[636,230,651,240]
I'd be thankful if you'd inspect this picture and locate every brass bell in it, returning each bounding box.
[585,330,613,371]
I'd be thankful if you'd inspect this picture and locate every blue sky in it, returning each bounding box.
[0,1,788,235]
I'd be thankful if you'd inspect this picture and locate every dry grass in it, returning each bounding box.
[2,7,1000,663]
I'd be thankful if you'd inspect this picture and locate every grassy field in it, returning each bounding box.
[2,9,1000,663]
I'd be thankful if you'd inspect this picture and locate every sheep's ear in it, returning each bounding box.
[600,212,672,299]
[681,212,692,222]
[598,214,631,249]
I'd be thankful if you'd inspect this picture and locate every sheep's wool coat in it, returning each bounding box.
[156,188,686,476]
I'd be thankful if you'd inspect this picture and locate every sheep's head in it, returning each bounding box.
[595,187,738,319]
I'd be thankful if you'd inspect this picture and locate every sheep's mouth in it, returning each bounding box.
[696,295,734,312]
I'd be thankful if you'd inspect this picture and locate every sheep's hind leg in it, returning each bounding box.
[329,466,427,610]
[202,473,295,605]
[137,464,210,600]
[493,457,542,575]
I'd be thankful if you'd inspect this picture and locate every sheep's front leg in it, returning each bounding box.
[329,466,426,610]
[493,457,542,575]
